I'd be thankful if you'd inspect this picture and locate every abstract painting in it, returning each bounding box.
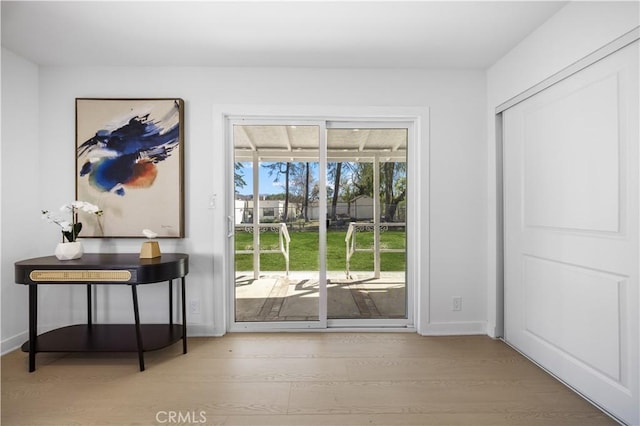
[76,98,184,237]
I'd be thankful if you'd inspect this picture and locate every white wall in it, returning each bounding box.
[486,2,639,337]
[1,62,487,349]
[1,48,40,352]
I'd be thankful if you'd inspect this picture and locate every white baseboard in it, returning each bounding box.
[419,321,487,336]
[187,324,223,337]
[3,322,486,354]
[1,331,28,355]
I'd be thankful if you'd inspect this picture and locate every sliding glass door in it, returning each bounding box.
[229,118,409,330]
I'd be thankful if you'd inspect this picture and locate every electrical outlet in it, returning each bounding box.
[452,296,462,311]
[189,300,201,315]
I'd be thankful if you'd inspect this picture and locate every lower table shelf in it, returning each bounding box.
[21,324,184,353]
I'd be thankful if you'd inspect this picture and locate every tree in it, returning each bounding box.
[234,162,247,193]
[345,161,406,221]
[328,162,342,220]
[327,162,360,218]
[352,163,374,197]
[304,162,310,220]
[263,162,311,222]
[310,183,332,203]
[382,162,406,222]
[287,162,315,220]
[263,162,291,221]
[340,174,356,217]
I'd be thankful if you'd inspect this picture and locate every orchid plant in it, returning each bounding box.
[42,201,103,243]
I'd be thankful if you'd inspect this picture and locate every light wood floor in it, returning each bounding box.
[1,333,614,425]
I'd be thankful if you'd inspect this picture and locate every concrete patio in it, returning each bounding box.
[235,271,406,322]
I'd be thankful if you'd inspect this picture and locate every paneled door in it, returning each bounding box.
[503,42,639,424]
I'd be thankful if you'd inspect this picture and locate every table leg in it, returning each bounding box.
[131,284,145,371]
[181,277,187,354]
[87,284,92,326]
[169,279,173,326]
[28,285,37,372]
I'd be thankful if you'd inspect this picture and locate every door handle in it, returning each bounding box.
[227,216,234,238]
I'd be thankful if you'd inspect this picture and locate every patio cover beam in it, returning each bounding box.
[235,149,406,162]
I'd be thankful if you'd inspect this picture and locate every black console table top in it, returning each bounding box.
[15,253,189,285]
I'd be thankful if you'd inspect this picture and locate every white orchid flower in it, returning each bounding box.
[43,200,102,242]
[81,202,101,214]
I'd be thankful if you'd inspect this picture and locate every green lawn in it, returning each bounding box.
[234,229,405,271]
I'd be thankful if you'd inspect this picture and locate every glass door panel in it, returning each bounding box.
[326,128,408,321]
[233,124,322,324]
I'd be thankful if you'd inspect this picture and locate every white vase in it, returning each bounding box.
[55,241,84,260]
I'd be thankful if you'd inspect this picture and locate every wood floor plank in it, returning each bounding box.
[151,357,351,382]
[287,380,597,414]
[205,413,611,426]
[1,333,615,425]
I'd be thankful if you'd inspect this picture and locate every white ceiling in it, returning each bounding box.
[1,1,567,68]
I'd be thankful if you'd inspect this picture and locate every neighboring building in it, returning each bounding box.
[300,195,374,222]
[235,198,288,224]
[349,195,374,220]
[236,194,406,223]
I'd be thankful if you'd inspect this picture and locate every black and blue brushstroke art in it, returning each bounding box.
[77,100,181,196]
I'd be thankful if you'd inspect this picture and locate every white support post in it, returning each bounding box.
[373,156,381,279]
[252,151,260,280]
[318,124,328,324]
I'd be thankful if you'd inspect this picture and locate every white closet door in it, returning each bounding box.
[504,41,638,425]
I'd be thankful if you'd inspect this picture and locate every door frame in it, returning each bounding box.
[215,105,429,333]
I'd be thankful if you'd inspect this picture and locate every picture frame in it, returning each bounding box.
[76,98,185,238]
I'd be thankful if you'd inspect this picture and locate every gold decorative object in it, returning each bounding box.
[140,241,161,259]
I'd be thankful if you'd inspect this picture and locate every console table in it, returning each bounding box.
[14,253,189,372]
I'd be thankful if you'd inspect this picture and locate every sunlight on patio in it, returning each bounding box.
[235,271,406,321]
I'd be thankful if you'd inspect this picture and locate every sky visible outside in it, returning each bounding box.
[236,162,320,196]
